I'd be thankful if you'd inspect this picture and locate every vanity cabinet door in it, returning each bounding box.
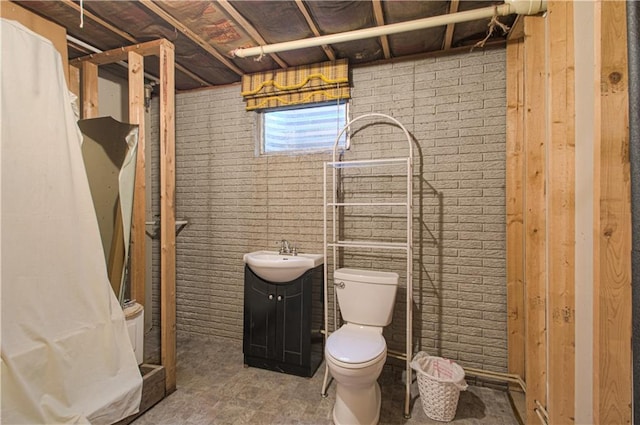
[275,275,306,366]
[243,267,278,360]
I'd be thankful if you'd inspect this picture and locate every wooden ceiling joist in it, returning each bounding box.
[139,0,243,77]
[372,0,391,59]
[60,0,209,87]
[443,0,460,50]
[14,0,524,88]
[294,0,335,61]
[61,0,135,42]
[216,0,289,69]
[373,0,391,59]
[169,62,209,88]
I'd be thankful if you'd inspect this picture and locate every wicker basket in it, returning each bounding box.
[411,352,468,422]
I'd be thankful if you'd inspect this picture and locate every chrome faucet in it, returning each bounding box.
[276,239,297,255]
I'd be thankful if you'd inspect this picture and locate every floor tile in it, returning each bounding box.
[133,333,518,425]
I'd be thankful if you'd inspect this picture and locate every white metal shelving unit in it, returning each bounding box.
[321,113,414,419]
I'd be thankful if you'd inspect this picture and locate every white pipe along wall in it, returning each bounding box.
[232,0,547,58]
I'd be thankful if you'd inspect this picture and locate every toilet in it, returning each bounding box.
[124,302,144,365]
[325,268,399,425]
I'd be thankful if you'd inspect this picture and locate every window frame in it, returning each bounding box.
[257,101,350,156]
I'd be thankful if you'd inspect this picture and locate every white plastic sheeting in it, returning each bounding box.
[1,19,142,424]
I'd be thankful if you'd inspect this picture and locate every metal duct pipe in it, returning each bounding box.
[627,1,640,423]
[232,0,546,58]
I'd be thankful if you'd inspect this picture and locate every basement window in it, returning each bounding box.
[260,101,348,154]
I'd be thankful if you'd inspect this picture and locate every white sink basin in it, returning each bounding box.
[243,250,323,283]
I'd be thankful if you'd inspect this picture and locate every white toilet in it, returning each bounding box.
[325,268,399,425]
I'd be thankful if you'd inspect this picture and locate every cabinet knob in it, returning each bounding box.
[268,294,274,300]
[277,295,283,301]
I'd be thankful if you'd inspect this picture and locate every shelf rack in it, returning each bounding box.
[321,113,414,419]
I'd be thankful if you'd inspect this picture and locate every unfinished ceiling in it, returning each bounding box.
[14,0,518,91]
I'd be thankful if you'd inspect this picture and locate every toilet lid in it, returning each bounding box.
[326,326,386,364]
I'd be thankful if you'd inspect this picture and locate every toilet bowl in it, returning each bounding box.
[326,324,387,425]
[326,268,399,425]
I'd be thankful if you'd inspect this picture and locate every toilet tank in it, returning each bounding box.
[334,268,399,327]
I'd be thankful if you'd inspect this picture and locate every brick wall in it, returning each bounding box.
[150,46,507,372]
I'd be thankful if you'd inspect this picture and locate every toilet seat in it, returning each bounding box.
[326,324,386,367]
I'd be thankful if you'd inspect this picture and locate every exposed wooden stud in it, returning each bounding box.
[546,2,576,423]
[505,38,525,394]
[523,15,547,420]
[443,0,460,50]
[159,42,177,394]
[138,0,243,76]
[76,36,177,396]
[372,0,391,59]
[294,0,335,61]
[69,64,80,99]
[594,1,632,423]
[128,51,146,308]
[217,0,289,69]
[81,61,99,118]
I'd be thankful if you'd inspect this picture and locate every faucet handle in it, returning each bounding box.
[291,245,298,256]
[275,239,290,254]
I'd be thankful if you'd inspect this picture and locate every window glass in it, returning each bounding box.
[261,102,348,154]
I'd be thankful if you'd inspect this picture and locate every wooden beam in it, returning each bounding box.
[546,2,576,423]
[372,0,391,59]
[71,39,171,66]
[60,0,209,87]
[594,0,632,423]
[217,0,289,69]
[129,51,146,308]
[294,0,335,61]
[523,15,547,420]
[159,42,177,394]
[81,61,99,118]
[69,64,80,99]
[176,63,211,88]
[443,0,460,50]
[508,14,525,41]
[138,0,243,76]
[505,38,525,392]
[60,0,136,42]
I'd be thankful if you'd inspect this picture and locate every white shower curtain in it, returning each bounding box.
[1,19,142,424]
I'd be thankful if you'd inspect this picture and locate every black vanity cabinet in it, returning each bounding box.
[243,264,323,377]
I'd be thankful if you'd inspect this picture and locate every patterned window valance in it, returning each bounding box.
[241,59,350,111]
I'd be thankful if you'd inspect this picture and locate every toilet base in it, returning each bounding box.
[332,381,381,425]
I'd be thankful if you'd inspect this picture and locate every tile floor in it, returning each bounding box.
[134,333,518,425]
